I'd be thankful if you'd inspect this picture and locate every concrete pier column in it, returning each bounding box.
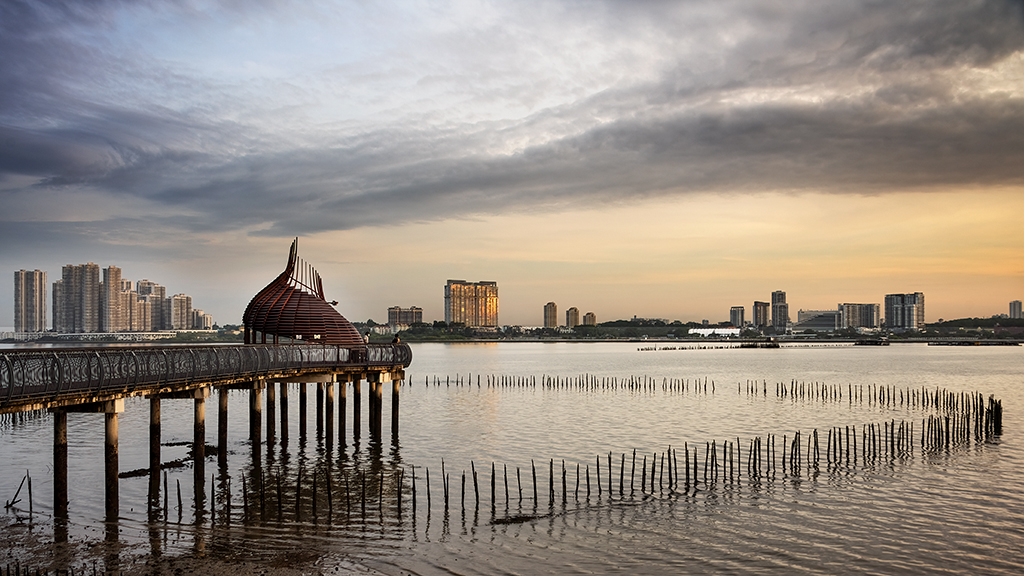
[104,399,125,522]
[280,382,289,443]
[218,389,228,466]
[150,396,162,507]
[267,383,277,445]
[316,382,324,437]
[353,377,362,443]
[250,384,263,446]
[193,387,210,515]
[391,379,400,439]
[325,380,335,450]
[53,410,68,521]
[339,376,347,447]
[299,383,307,439]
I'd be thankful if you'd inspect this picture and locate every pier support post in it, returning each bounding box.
[250,381,263,468]
[339,375,348,447]
[299,383,307,440]
[218,389,228,466]
[104,399,125,522]
[280,382,289,444]
[193,387,210,517]
[267,382,277,446]
[316,382,324,437]
[353,376,362,443]
[367,372,389,440]
[150,396,162,507]
[53,410,68,522]
[326,379,335,451]
[392,378,400,439]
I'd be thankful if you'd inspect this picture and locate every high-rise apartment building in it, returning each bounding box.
[444,280,499,328]
[543,302,558,328]
[1011,300,1022,319]
[565,307,580,328]
[54,263,100,333]
[14,269,47,332]
[192,309,213,330]
[884,292,925,330]
[388,306,423,326]
[840,303,880,330]
[582,312,597,326]
[137,280,166,330]
[771,291,789,330]
[753,301,769,328]
[100,266,125,332]
[730,306,744,328]
[171,294,193,329]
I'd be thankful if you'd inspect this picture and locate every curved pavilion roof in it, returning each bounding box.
[243,239,364,347]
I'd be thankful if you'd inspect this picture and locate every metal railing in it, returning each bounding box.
[0,343,411,410]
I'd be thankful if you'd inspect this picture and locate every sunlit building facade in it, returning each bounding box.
[753,301,769,328]
[1011,300,1022,320]
[771,291,789,330]
[582,312,597,326]
[14,269,47,333]
[543,302,558,329]
[444,280,499,328]
[840,303,880,330]
[565,307,580,328]
[730,306,744,327]
[884,292,925,330]
[388,306,423,327]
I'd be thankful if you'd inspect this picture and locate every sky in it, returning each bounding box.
[1,0,1023,328]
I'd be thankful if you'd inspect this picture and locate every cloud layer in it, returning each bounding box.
[2,0,1022,245]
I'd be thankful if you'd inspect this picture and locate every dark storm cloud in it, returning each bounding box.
[1,0,1023,240]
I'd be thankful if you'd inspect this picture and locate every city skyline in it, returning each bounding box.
[1,2,1022,328]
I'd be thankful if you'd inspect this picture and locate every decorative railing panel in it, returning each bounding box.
[0,343,410,409]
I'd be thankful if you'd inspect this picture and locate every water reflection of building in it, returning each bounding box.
[444,280,499,328]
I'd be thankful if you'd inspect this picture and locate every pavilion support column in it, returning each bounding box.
[280,382,289,444]
[316,382,324,437]
[353,377,362,444]
[325,379,335,451]
[267,382,277,446]
[53,410,68,522]
[339,376,348,448]
[391,378,400,440]
[299,383,308,440]
[250,382,264,468]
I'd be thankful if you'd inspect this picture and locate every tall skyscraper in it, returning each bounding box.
[444,280,499,328]
[1011,300,1022,319]
[100,265,125,332]
[565,307,580,328]
[582,312,597,326]
[388,306,423,326]
[753,301,769,328]
[54,263,100,333]
[771,291,789,330]
[137,280,166,330]
[730,306,744,328]
[884,292,925,330]
[543,302,558,328]
[840,303,880,329]
[171,294,193,329]
[14,269,47,332]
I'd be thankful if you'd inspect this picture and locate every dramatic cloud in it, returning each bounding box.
[1,0,1022,325]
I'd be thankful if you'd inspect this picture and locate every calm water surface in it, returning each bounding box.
[2,342,1022,574]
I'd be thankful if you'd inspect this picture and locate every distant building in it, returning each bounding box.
[1011,300,1022,319]
[543,302,558,329]
[582,312,597,326]
[54,263,100,333]
[137,280,167,330]
[794,309,841,332]
[730,306,744,327]
[444,280,499,328]
[840,303,880,330]
[171,294,193,330]
[100,266,125,332]
[388,306,423,327]
[14,269,47,333]
[753,301,770,328]
[565,307,580,328]
[192,309,214,330]
[884,292,925,330]
[771,291,789,330]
